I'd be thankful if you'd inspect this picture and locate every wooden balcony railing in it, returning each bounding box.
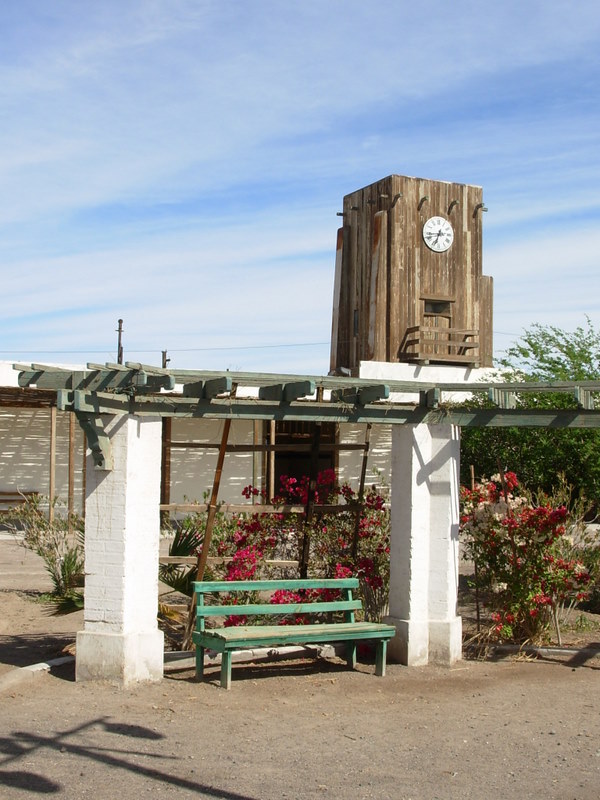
[398,326,480,365]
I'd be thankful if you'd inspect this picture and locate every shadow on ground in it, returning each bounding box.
[0,632,75,669]
[0,715,263,799]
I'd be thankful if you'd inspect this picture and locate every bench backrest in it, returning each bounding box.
[193,578,362,629]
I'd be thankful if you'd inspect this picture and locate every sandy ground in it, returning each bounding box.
[1,536,600,800]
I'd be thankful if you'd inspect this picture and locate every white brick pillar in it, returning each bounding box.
[76,414,164,684]
[385,423,462,666]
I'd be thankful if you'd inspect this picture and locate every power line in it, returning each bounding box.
[170,341,329,353]
[0,341,330,356]
[0,332,523,358]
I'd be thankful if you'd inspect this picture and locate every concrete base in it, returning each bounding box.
[384,617,429,666]
[384,616,462,666]
[429,617,462,665]
[76,630,164,685]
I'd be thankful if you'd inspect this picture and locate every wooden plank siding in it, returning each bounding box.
[331,175,493,372]
[329,227,344,373]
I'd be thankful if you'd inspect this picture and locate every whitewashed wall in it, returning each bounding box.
[0,410,394,511]
[169,419,394,505]
[0,407,86,513]
[337,424,393,493]
[169,418,256,504]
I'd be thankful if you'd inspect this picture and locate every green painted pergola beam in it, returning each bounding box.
[15,363,600,428]
[53,390,600,428]
[15,362,600,396]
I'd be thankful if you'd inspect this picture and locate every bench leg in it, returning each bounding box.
[220,651,232,690]
[195,645,205,679]
[346,642,357,670]
[375,639,387,677]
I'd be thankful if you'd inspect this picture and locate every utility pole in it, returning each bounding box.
[160,347,172,529]
[116,319,124,364]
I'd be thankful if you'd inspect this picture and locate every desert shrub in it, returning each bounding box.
[4,495,84,607]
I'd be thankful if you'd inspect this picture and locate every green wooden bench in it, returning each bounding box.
[192,578,396,689]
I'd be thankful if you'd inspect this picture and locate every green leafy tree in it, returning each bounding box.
[461,318,600,506]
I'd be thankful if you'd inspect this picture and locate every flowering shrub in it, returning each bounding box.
[210,471,390,624]
[460,472,591,642]
[269,588,319,625]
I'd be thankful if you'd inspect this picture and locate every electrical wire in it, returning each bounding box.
[0,341,330,355]
[0,331,522,357]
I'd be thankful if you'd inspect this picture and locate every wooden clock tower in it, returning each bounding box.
[330,174,493,374]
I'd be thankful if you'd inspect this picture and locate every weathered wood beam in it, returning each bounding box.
[124,361,173,376]
[15,365,45,387]
[52,391,600,428]
[42,367,172,394]
[259,380,316,402]
[14,363,600,399]
[75,412,113,470]
[72,390,132,414]
[30,363,70,372]
[358,384,389,405]
[488,388,516,409]
[168,441,367,452]
[97,362,132,371]
[0,387,56,408]
[181,380,204,398]
[86,362,176,393]
[68,412,76,525]
[204,376,233,398]
[159,502,353,515]
[420,388,440,408]
[49,406,56,522]
[90,365,143,388]
[182,376,232,398]
[574,387,595,410]
[167,368,449,394]
[13,364,600,431]
[332,385,389,405]
[17,367,93,390]
[141,374,176,392]
[330,388,359,404]
[443,409,600,428]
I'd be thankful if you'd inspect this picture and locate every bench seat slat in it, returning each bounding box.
[194,621,396,651]
[196,599,362,617]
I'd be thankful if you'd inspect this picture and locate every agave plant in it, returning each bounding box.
[159,517,204,597]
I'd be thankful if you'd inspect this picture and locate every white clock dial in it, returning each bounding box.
[423,216,454,252]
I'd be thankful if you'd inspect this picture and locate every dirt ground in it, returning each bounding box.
[2,536,600,800]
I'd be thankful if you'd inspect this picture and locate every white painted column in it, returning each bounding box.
[385,423,462,666]
[427,424,462,663]
[76,414,164,684]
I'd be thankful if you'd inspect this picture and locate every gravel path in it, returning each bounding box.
[1,655,599,799]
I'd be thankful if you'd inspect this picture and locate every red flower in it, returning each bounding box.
[334,563,353,579]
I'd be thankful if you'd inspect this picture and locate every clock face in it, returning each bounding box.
[423,216,454,252]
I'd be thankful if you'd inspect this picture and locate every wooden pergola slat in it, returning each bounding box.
[10,363,600,449]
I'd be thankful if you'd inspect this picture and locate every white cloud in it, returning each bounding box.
[0,0,599,373]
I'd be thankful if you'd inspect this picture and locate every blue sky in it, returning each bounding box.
[1,0,599,374]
